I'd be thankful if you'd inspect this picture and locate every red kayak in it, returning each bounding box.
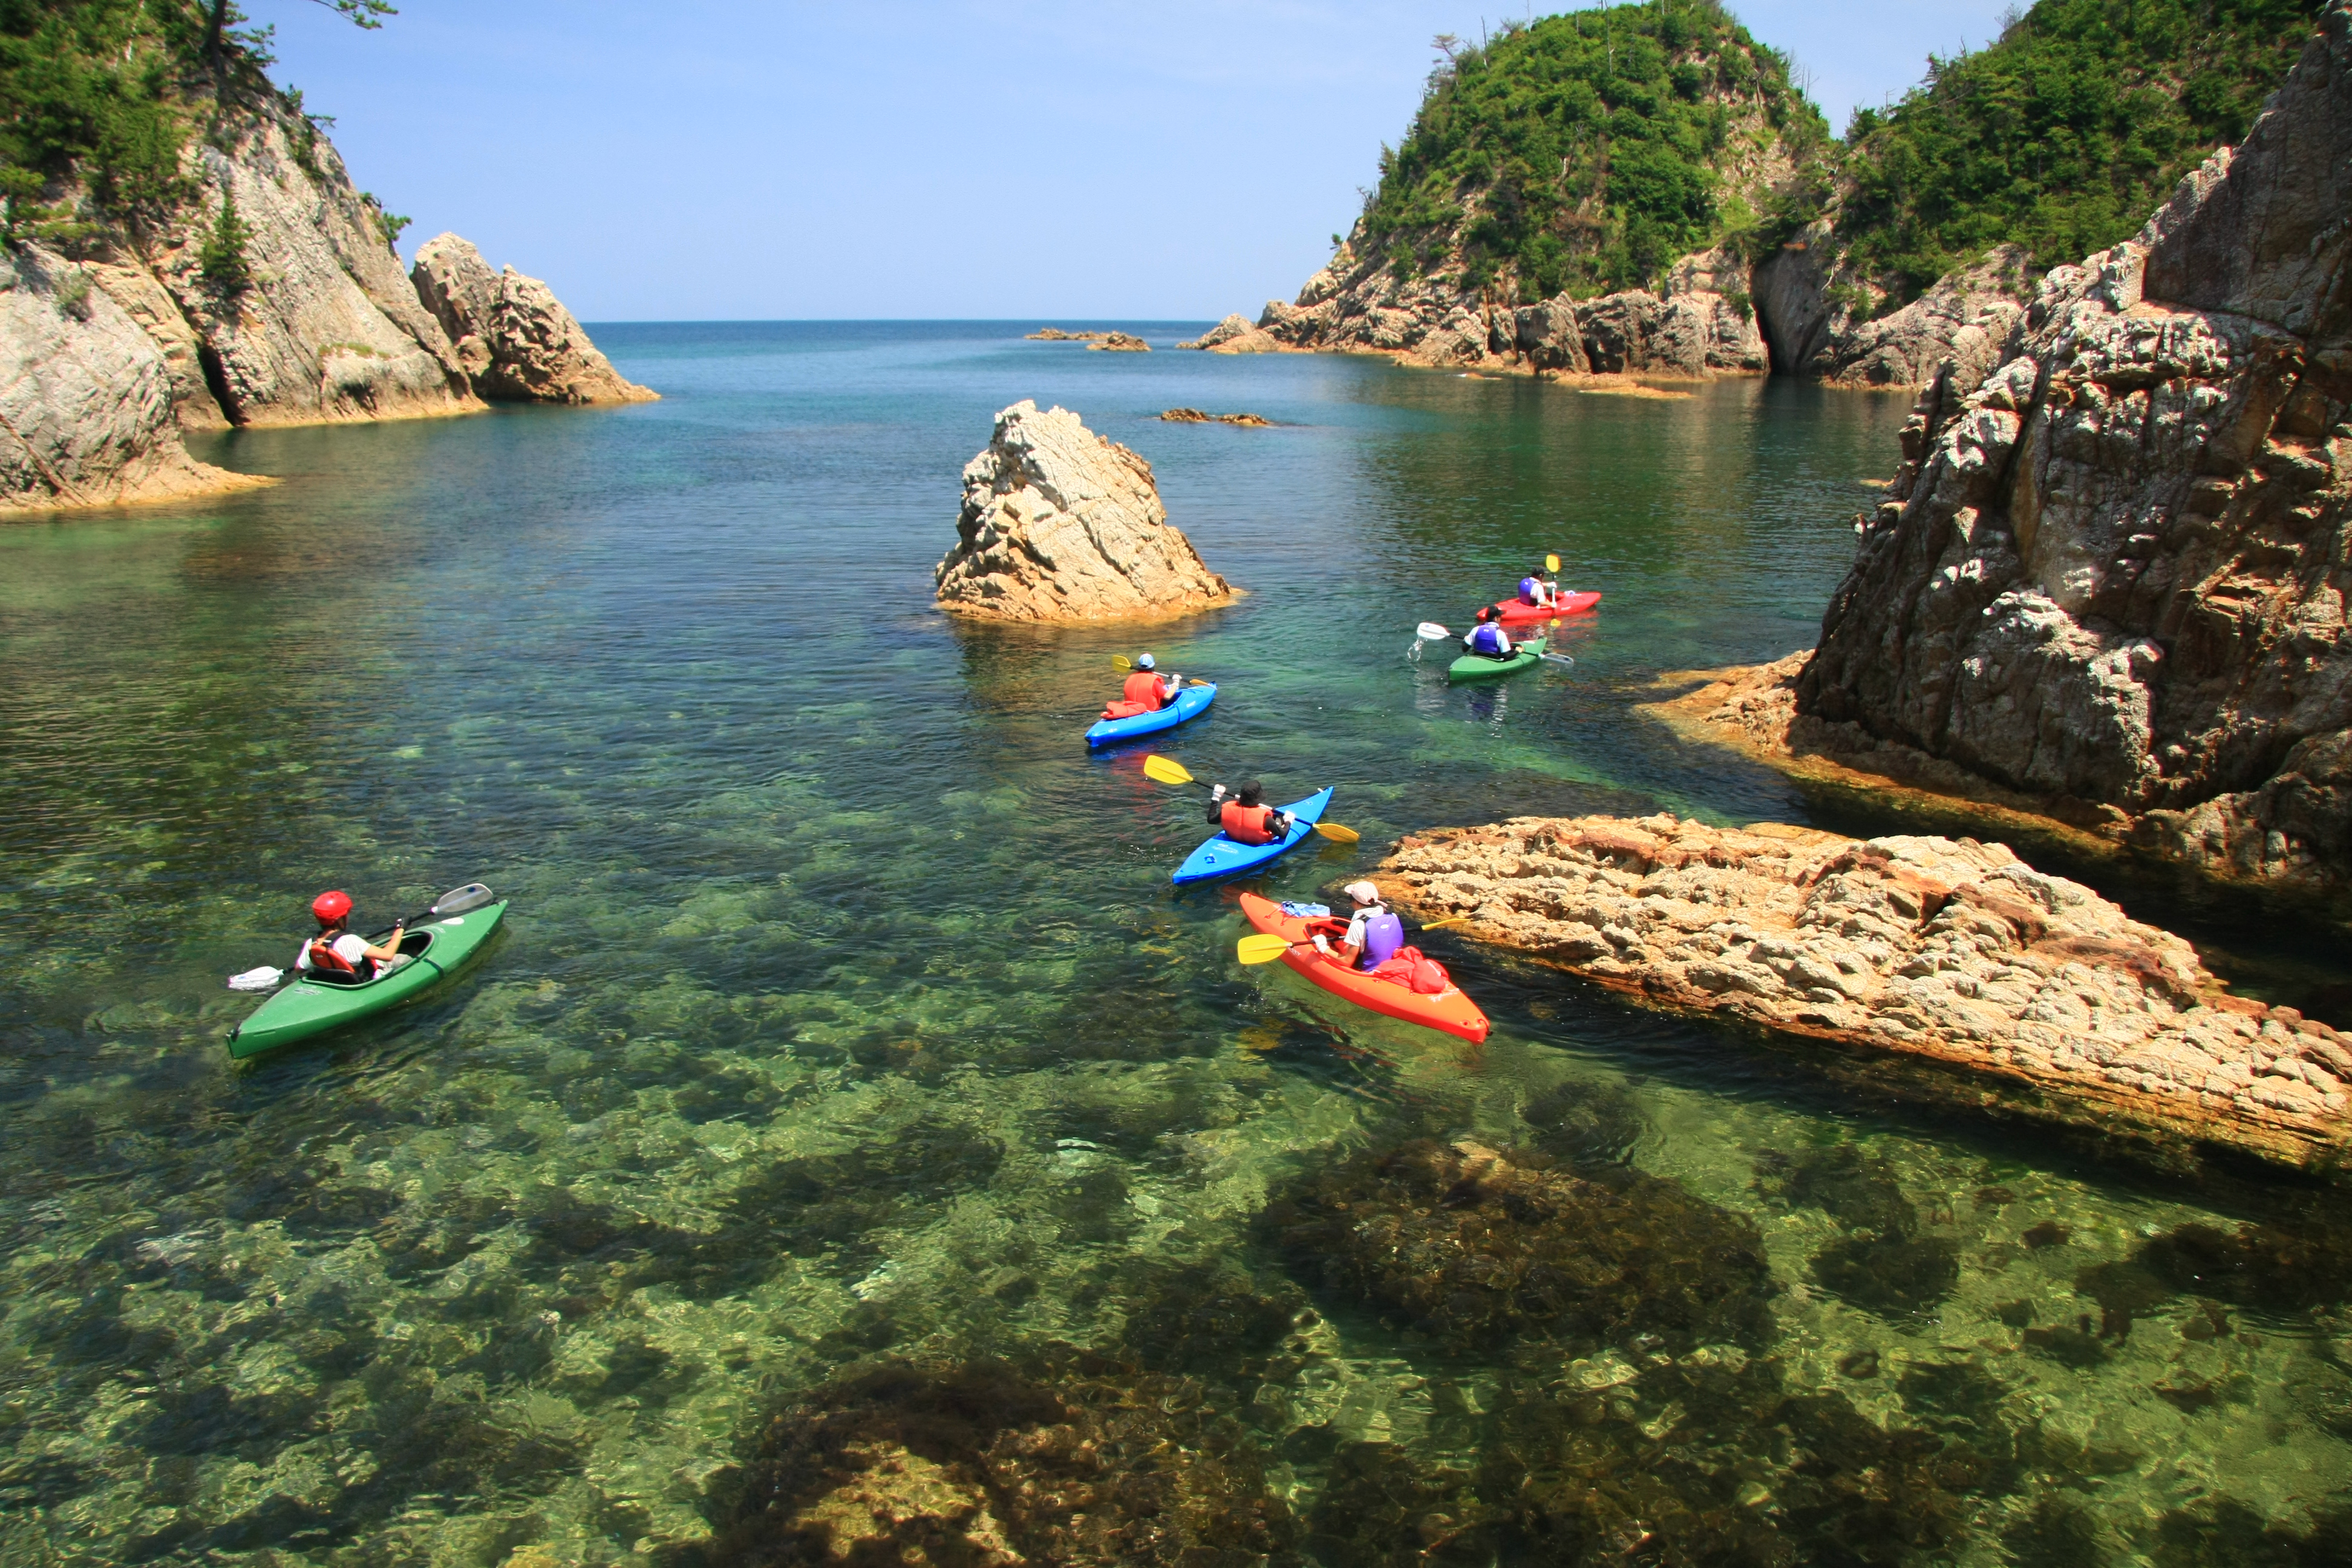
[1485,590,1602,625]
[1238,893,1490,1044]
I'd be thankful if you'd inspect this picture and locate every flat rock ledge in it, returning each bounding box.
[1372,813,2352,1172]
[935,399,1236,624]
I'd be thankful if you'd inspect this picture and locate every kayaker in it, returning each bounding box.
[295,890,406,984]
[1464,621,1514,660]
[1520,572,1560,610]
[1117,653,1180,714]
[1314,881,1405,972]
[1206,779,1295,846]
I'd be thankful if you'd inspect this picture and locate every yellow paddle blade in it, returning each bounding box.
[1142,754,1195,787]
[1312,822,1361,844]
[1236,933,1296,965]
[1546,553,1561,572]
[1420,914,1469,930]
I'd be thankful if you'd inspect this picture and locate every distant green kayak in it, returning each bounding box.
[1448,636,1546,683]
[227,901,508,1058]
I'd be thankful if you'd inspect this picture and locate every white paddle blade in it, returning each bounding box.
[1417,621,1450,641]
[227,966,284,992]
[435,883,495,915]
[1541,653,1575,667]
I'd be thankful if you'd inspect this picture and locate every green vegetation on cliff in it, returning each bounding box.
[1837,0,2323,299]
[0,0,388,237]
[1360,1,1829,301]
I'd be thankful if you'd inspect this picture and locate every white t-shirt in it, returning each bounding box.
[295,932,371,974]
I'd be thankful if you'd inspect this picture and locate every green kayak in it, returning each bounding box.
[227,900,508,1058]
[1448,636,1546,683]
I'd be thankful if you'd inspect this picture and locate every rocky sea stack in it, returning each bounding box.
[409,234,656,406]
[934,400,1236,623]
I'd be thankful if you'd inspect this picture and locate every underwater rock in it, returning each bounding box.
[1757,1144,1918,1235]
[1811,1232,1962,1317]
[1374,814,2352,1171]
[1518,1079,1648,1166]
[2151,1497,2352,1567]
[1255,1139,1775,1356]
[2132,1217,2352,1311]
[933,400,1237,624]
[2004,1495,2116,1568]
[1306,1346,2011,1564]
[1112,1264,1309,1382]
[711,1352,1297,1566]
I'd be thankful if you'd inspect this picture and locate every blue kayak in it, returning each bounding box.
[1086,681,1217,748]
[1172,788,1333,885]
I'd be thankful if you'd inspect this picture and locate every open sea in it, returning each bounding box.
[4,321,2350,1564]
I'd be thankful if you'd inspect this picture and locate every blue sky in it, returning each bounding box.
[259,1,2016,321]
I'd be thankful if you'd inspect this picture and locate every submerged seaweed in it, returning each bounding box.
[1519,1077,1648,1166]
[710,1351,1298,1566]
[1256,1139,1776,1356]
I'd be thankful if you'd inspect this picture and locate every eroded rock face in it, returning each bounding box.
[934,400,1235,623]
[1250,241,1765,379]
[0,247,263,511]
[1373,814,2352,1169]
[143,117,481,428]
[409,234,655,406]
[1792,6,2352,892]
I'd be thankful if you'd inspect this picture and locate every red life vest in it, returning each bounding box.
[1121,671,1167,712]
[1221,801,1278,844]
[307,934,369,979]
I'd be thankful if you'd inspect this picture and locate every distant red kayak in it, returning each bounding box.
[1485,590,1602,625]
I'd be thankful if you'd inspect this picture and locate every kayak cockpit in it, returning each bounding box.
[304,928,436,988]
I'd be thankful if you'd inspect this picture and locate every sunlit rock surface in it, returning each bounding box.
[1371,812,2352,1169]
[409,233,656,406]
[933,400,1236,622]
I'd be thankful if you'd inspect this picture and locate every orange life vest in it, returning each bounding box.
[1221,800,1278,844]
[307,935,367,978]
[1121,671,1167,712]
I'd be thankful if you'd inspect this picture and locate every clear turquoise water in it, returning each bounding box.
[2,322,2348,1564]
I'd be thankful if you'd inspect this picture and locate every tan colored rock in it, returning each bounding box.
[1084,331,1149,352]
[0,246,267,512]
[786,1442,1021,1566]
[146,117,482,426]
[1157,408,1270,426]
[1175,313,1283,353]
[1376,814,2352,1170]
[1024,327,1103,341]
[409,234,655,405]
[935,400,1236,623]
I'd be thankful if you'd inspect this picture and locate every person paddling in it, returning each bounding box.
[1313,881,1405,972]
[296,890,407,984]
[1206,779,1296,846]
[1519,571,1559,610]
[1109,652,1181,716]
[1463,620,1514,661]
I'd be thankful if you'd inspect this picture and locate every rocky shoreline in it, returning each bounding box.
[1369,813,2352,1173]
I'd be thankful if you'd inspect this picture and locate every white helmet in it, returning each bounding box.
[1136,653,1156,670]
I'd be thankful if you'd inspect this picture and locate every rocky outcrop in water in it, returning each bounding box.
[1085,332,1149,353]
[1785,5,2352,895]
[408,234,655,406]
[1174,313,1283,353]
[1754,237,2034,390]
[934,400,1236,623]
[4,100,651,512]
[1370,813,2352,1171]
[0,246,264,510]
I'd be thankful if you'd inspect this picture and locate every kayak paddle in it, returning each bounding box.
[1421,915,1470,930]
[1236,933,1302,965]
[227,881,498,990]
[1546,553,1561,572]
[1140,756,1361,843]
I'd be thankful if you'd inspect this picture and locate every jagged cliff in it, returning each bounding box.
[1660,1,2352,898]
[0,18,646,514]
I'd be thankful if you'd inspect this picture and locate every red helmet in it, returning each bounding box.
[311,890,353,924]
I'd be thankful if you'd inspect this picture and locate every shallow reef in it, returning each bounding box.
[1255,1138,1777,1356]
[708,1350,1298,1566]
[1756,1143,1959,1317]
